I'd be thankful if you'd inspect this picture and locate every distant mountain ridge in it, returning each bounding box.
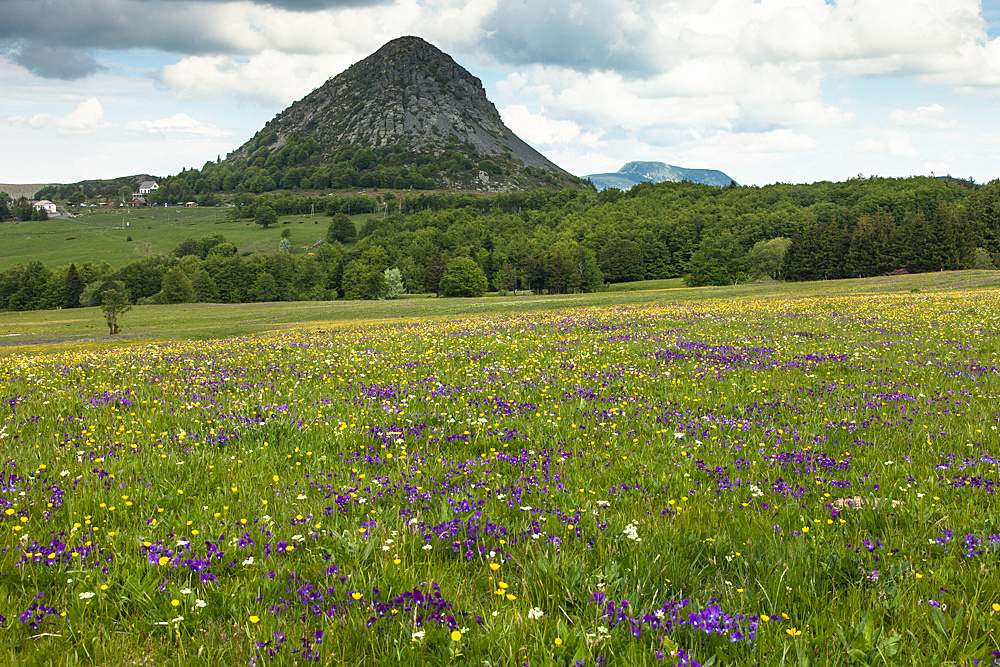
[587,161,737,190]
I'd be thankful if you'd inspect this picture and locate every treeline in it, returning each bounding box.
[0,224,600,311]
[6,175,1000,312]
[33,135,585,205]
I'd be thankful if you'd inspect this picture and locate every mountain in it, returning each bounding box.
[227,36,575,191]
[586,161,737,190]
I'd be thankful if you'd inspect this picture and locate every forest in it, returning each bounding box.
[3,174,1000,312]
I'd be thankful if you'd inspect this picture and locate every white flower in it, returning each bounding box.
[195,599,207,608]
[411,630,425,641]
[527,607,544,620]
[79,591,95,599]
[242,556,255,566]
[422,544,433,550]
[179,588,192,595]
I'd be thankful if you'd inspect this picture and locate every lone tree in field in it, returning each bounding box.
[254,205,278,229]
[101,289,131,335]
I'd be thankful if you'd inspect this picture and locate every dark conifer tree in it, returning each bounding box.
[63,263,84,309]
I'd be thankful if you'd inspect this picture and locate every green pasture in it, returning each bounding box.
[0,207,358,271]
[2,272,1000,666]
[3,270,999,353]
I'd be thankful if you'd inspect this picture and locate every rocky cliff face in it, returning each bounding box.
[228,36,565,174]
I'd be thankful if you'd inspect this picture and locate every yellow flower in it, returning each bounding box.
[158,556,170,566]
[451,630,462,642]
[272,475,279,483]
[498,581,508,589]
[249,615,260,624]
[171,599,180,607]
[489,563,500,571]
[506,594,516,601]
[915,573,923,579]
[393,558,401,565]
[554,637,563,646]
[786,627,801,636]
[351,592,363,600]
[802,526,809,533]
[760,615,770,622]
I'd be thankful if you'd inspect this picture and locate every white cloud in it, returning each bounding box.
[28,98,109,135]
[890,105,957,130]
[157,51,343,105]
[852,130,919,158]
[124,113,232,138]
[499,105,580,146]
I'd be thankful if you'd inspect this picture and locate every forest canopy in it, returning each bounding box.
[4,175,999,312]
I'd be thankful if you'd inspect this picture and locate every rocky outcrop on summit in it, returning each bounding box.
[228,36,565,173]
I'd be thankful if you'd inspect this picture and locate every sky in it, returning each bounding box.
[4,0,1000,187]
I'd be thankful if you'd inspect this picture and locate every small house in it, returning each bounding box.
[138,181,159,195]
[33,200,58,215]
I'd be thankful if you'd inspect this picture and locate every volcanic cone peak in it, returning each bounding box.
[229,36,566,173]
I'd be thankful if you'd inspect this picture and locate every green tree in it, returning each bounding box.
[440,257,487,297]
[598,238,644,283]
[159,267,196,303]
[383,267,405,299]
[327,213,356,243]
[341,261,385,300]
[62,263,84,309]
[424,252,446,296]
[254,205,278,229]
[119,185,133,204]
[101,289,131,334]
[685,230,746,287]
[251,272,280,302]
[746,237,792,281]
[191,270,220,302]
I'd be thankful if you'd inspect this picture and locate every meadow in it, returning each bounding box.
[0,206,349,271]
[2,276,1000,666]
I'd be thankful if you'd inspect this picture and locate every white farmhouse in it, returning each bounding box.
[33,200,58,215]
[138,181,159,195]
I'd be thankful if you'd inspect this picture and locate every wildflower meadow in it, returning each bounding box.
[2,291,1000,666]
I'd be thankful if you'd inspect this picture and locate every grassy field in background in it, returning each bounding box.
[3,271,999,355]
[0,206,361,270]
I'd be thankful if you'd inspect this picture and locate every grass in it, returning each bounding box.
[3,271,999,352]
[0,207,366,271]
[2,271,1000,665]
